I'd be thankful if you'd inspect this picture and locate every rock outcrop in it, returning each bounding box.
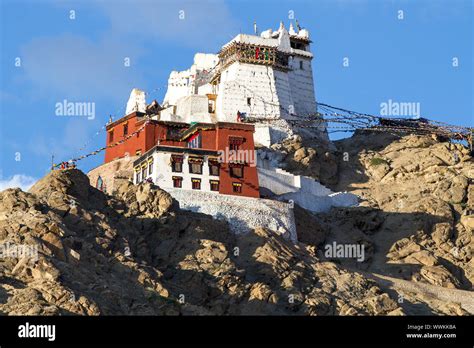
[296,132,472,314]
[0,169,399,315]
[1,132,471,316]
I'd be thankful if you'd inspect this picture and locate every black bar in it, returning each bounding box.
[0,316,472,346]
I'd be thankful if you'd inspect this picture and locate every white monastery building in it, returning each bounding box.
[90,21,358,242]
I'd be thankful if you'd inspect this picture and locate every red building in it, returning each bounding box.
[104,112,260,198]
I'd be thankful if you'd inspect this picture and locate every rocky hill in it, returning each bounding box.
[0,169,402,315]
[292,132,473,315]
[0,132,472,316]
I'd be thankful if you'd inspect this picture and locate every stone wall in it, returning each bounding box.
[167,188,297,242]
[87,156,137,194]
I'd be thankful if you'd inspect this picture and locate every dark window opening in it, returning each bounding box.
[171,155,183,172]
[299,61,304,70]
[230,164,244,178]
[109,131,114,142]
[123,123,128,136]
[208,99,216,113]
[189,157,203,174]
[173,176,182,188]
[96,176,104,191]
[290,41,306,51]
[247,97,252,106]
[167,127,183,140]
[232,182,242,193]
[229,137,244,151]
[210,180,219,191]
[189,163,203,174]
[209,162,220,176]
[192,178,201,190]
[172,162,182,172]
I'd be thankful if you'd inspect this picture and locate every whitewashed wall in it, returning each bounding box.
[257,167,358,212]
[287,56,317,117]
[163,53,218,107]
[134,152,220,193]
[167,188,297,242]
[175,95,213,123]
[216,62,291,122]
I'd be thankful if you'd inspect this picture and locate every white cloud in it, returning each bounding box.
[0,174,37,192]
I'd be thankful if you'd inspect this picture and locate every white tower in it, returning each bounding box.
[159,22,328,146]
[126,88,147,115]
[211,22,324,145]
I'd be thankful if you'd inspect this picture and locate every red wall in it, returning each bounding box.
[104,116,188,163]
[105,116,148,163]
[104,115,260,198]
[215,126,260,198]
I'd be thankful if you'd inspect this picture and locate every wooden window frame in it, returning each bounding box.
[210,180,219,191]
[230,164,244,178]
[171,155,183,173]
[191,178,201,190]
[172,176,183,188]
[123,123,128,136]
[209,162,220,176]
[232,182,242,193]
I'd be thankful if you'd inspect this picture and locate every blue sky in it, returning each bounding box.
[0,0,472,190]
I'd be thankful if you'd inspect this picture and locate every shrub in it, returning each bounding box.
[370,157,389,166]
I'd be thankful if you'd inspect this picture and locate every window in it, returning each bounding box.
[141,165,147,180]
[230,164,244,178]
[123,123,128,136]
[190,163,202,174]
[208,160,220,176]
[109,130,114,142]
[172,176,182,188]
[290,41,306,51]
[171,155,183,172]
[136,171,141,183]
[191,178,201,190]
[208,99,216,113]
[188,157,203,174]
[135,149,142,156]
[167,127,182,140]
[210,180,219,191]
[148,159,153,175]
[96,176,104,191]
[247,97,252,106]
[299,61,304,70]
[229,137,244,151]
[188,133,201,149]
[232,182,242,193]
